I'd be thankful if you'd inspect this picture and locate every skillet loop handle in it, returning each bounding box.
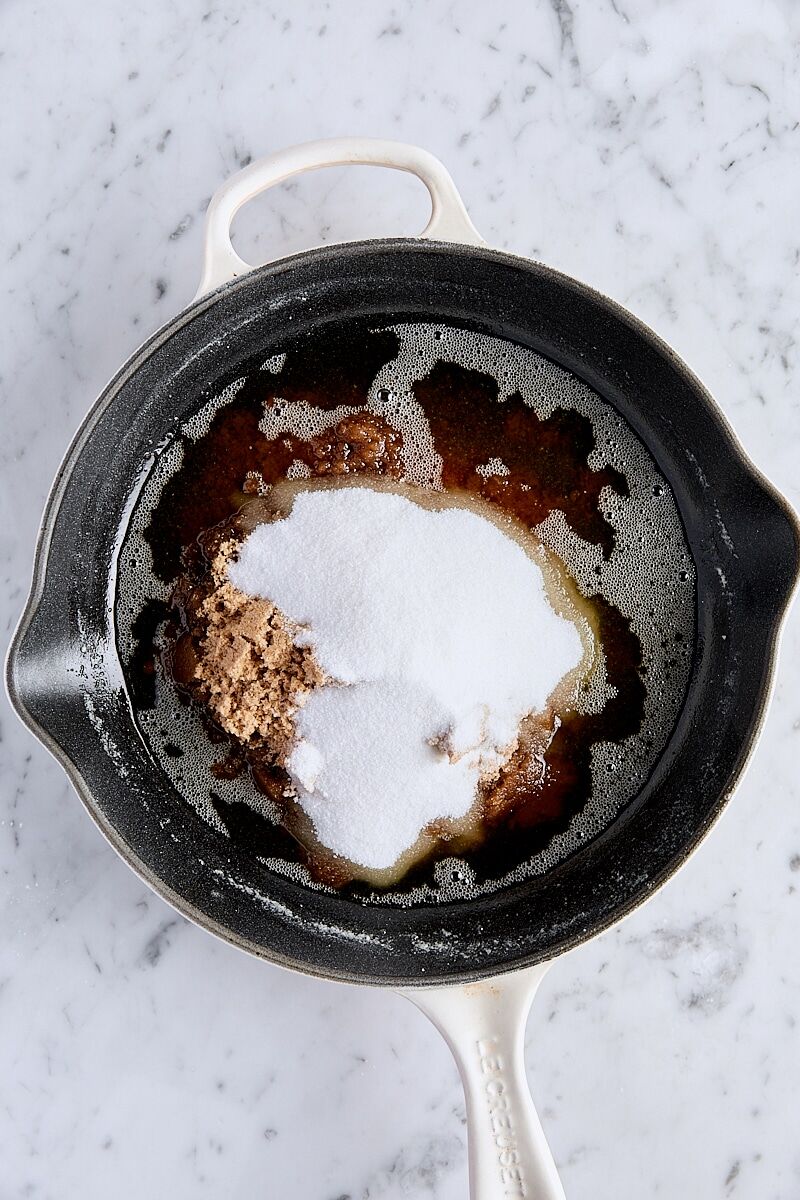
[195,137,485,298]
[402,964,565,1200]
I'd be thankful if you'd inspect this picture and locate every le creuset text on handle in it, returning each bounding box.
[402,964,565,1200]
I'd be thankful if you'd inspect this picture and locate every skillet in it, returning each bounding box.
[7,138,799,1198]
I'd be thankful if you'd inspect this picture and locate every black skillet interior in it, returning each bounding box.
[8,241,799,985]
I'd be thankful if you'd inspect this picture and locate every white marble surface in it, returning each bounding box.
[2,1,799,1196]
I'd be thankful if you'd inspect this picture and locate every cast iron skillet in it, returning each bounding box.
[7,140,799,1199]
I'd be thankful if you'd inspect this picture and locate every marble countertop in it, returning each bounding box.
[2,1,799,1197]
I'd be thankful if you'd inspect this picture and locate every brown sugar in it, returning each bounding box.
[173,541,325,758]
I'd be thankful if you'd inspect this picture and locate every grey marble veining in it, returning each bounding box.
[2,1,799,1197]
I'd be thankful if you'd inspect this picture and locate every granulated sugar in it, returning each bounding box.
[228,487,585,870]
[290,679,479,870]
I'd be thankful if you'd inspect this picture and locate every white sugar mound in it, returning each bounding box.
[289,679,477,870]
[228,488,583,870]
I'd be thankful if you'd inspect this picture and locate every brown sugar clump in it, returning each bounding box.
[172,541,325,759]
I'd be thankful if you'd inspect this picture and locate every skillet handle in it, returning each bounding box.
[195,136,485,298]
[401,963,566,1200]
